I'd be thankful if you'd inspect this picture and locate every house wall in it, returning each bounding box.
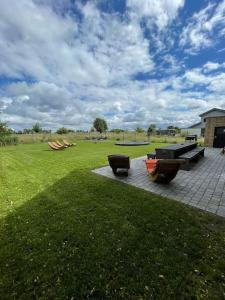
[204,116,225,147]
[200,111,225,129]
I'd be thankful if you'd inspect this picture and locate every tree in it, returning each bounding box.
[56,127,69,134]
[32,123,42,133]
[147,124,156,136]
[135,127,145,133]
[23,128,33,134]
[93,118,108,134]
[42,129,52,134]
[110,128,124,133]
[167,125,181,133]
[0,121,11,135]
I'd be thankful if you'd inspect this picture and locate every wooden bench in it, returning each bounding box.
[191,147,205,156]
[178,147,205,170]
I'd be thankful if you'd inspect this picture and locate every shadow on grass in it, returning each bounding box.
[0,169,225,299]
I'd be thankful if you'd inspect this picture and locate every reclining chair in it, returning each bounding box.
[145,159,184,184]
[48,142,64,151]
[108,155,130,176]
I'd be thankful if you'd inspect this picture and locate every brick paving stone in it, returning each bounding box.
[92,148,225,218]
[217,207,225,217]
[205,206,218,213]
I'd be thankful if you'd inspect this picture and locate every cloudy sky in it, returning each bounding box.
[0,0,225,130]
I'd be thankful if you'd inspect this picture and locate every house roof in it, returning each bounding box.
[199,108,225,117]
[188,122,201,129]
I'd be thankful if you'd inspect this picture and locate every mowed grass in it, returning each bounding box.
[0,141,225,299]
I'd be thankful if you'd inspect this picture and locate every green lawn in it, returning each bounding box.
[0,141,225,299]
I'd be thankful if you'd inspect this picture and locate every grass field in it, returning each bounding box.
[16,132,204,145]
[0,141,225,299]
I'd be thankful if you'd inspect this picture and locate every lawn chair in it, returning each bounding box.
[56,140,68,148]
[52,142,65,149]
[63,139,76,147]
[145,159,185,184]
[108,154,130,176]
[48,142,64,151]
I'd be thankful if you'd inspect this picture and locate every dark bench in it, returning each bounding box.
[178,147,205,170]
[185,134,197,141]
[191,147,205,155]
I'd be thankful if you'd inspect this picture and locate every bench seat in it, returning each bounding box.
[178,147,205,170]
[191,147,205,153]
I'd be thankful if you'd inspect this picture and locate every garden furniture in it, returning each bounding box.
[56,140,68,148]
[108,154,130,176]
[63,139,76,147]
[48,142,64,150]
[145,159,185,183]
[185,135,197,141]
[154,142,204,170]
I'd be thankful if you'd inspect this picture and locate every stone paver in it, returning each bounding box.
[92,148,225,217]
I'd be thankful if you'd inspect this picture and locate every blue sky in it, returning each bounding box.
[0,0,225,130]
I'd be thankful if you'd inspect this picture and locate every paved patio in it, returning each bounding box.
[92,148,225,218]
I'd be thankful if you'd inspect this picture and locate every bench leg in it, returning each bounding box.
[113,168,128,176]
[112,168,117,175]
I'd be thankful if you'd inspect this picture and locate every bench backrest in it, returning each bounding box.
[108,155,130,169]
[154,159,184,174]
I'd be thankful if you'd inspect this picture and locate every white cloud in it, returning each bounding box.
[2,68,225,130]
[0,0,155,90]
[203,62,221,72]
[127,0,185,30]
[0,97,13,111]
[180,1,225,52]
[203,61,225,73]
[0,0,225,131]
[184,69,210,86]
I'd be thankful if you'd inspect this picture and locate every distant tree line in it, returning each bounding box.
[17,123,51,134]
[4,118,181,136]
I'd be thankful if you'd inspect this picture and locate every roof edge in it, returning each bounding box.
[188,122,201,129]
[199,108,225,117]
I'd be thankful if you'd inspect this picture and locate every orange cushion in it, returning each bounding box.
[145,159,158,173]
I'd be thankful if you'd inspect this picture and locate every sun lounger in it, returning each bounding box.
[63,139,76,147]
[48,142,64,150]
[56,140,68,148]
[52,142,64,149]
[145,159,184,183]
[108,154,130,176]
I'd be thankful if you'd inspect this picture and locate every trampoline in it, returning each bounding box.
[115,141,150,146]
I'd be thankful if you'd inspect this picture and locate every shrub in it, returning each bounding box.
[56,127,69,134]
[110,129,124,134]
[32,123,43,133]
[0,135,18,146]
